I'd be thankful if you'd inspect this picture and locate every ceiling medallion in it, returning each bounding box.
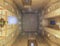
[0,18,5,27]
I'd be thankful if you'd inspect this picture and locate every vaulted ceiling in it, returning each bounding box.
[13,0,58,13]
[14,0,49,9]
[13,0,49,10]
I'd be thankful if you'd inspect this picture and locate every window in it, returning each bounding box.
[31,42,34,46]
[8,16,18,24]
[50,20,56,25]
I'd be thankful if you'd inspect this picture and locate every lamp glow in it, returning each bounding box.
[8,16,18,24]
[31,42,34,46]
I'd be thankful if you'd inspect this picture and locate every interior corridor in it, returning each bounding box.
[0,0,60,46]
[12,33,50,46]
